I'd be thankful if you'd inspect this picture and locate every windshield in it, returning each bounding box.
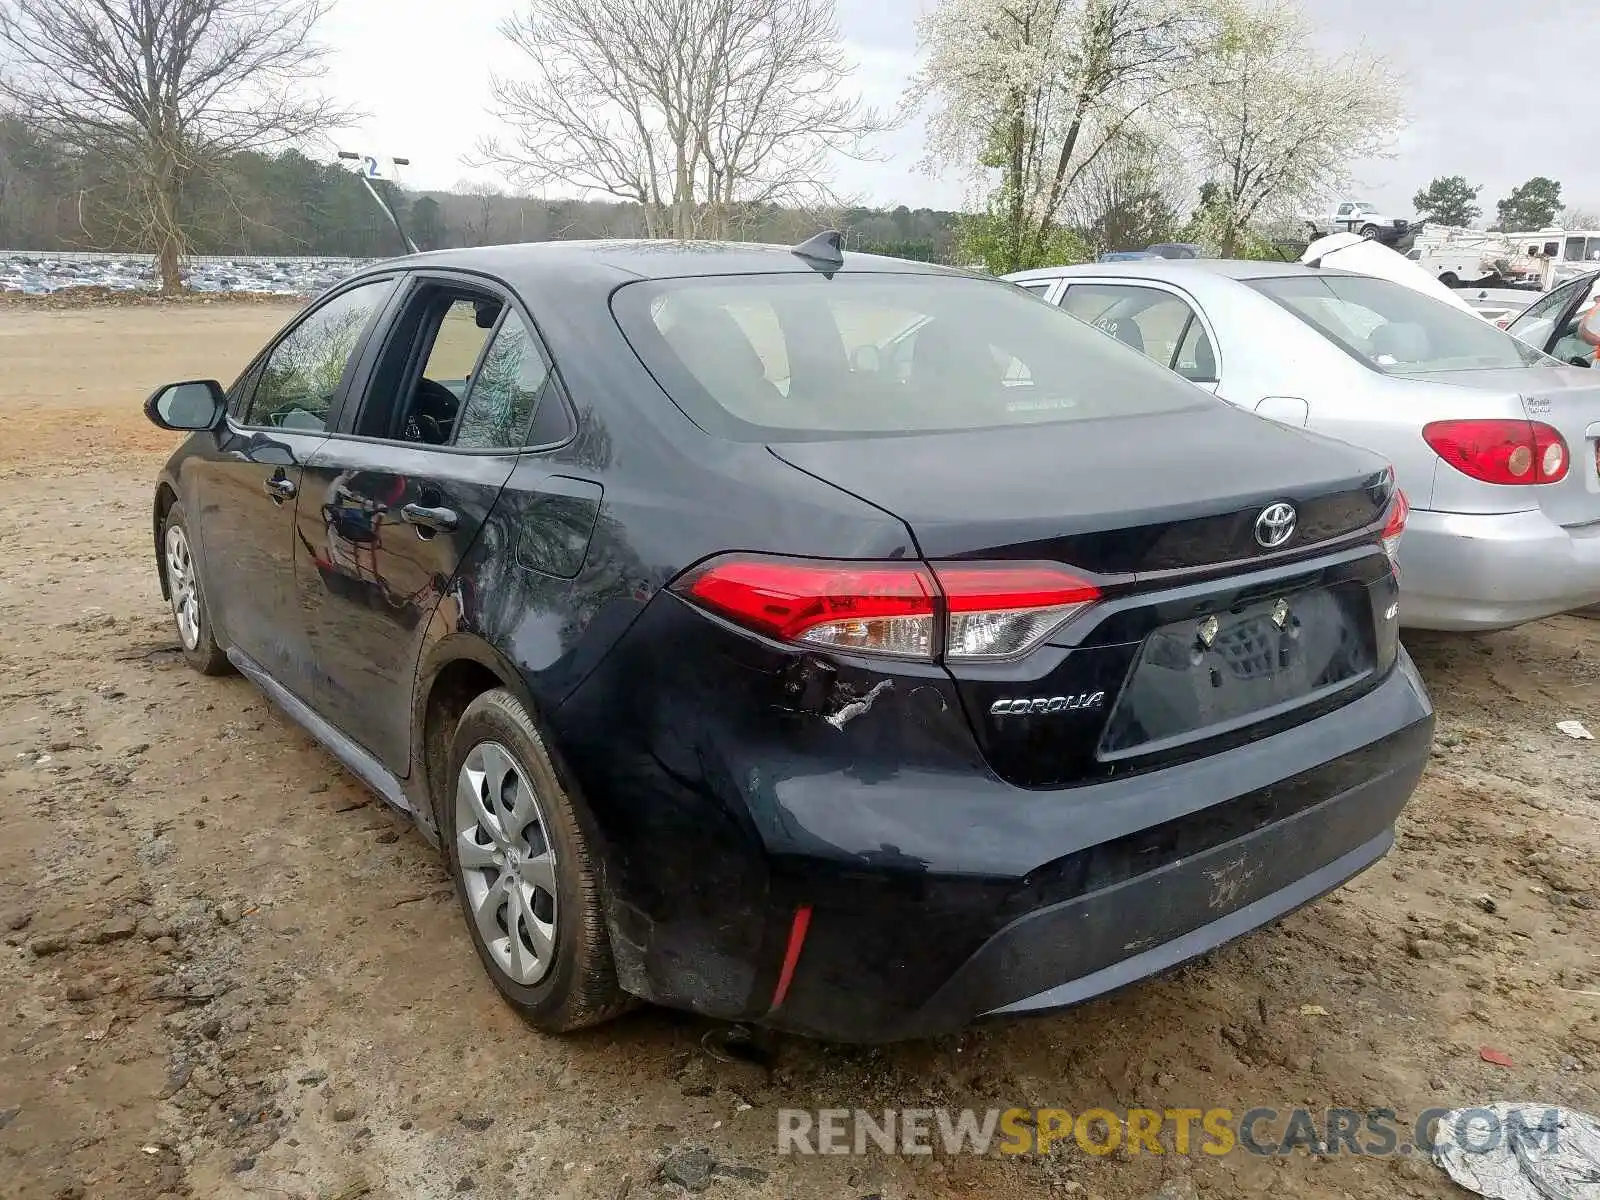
[1248,274,1547,374]
[1564,235,1600,263]
[611,272,1210,441]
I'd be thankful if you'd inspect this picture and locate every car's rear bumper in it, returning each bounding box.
[558,616,1433,1041]
[775,667,1430,1041]
[933,813,1394,1029]
[1399,507,1600,631]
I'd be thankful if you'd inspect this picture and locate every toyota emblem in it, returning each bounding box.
[1254,502,1297,549]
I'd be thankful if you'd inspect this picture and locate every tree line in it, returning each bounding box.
[2,0,1411,290]
[1410,174,1597,232]
[0,121,968,263]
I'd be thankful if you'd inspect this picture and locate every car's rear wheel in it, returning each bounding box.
[162,505,231,676]
[443,688,630,1032]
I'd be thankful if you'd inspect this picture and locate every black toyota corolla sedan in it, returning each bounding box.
[143,236,1432,1042]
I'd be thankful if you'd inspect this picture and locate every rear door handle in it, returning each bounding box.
[401,503,459,533]
[263,476,297,500]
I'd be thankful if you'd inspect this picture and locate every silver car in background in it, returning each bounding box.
[1006,261,1600,631]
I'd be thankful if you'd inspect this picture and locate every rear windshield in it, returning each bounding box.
[1248,274,1547,374]
[610,272,1209,441]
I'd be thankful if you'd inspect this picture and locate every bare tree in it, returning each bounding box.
[1062,125,1187,252]
[0,0,348,291]
[457,180,504,246]
[480,0,887,239]
[1176,0,1405,256]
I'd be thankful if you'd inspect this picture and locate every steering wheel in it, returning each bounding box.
[405,378,460,444]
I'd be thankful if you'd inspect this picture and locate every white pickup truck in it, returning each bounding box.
[1310,200,1411,244]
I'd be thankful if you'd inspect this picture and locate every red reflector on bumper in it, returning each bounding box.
[769,905,813,1011]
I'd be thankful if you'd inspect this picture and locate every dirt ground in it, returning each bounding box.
[1,301,1598,1200]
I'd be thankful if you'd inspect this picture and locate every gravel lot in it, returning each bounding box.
[2,300,1598,1200]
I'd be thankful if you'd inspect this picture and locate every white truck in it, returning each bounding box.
[1309,200,1411,244]
[1403,224,1540,286]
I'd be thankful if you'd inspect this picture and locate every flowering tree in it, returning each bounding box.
[907,0,1197,272]
[1178,0,1404,256]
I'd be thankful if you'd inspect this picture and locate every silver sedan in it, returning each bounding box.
[1006,260,1600,631]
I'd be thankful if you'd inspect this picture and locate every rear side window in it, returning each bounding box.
[1249,274,1546,374]
[454,314,554,448]
[246,279,395,430]
[610,273,1208,441]
[1058,283,1206,376]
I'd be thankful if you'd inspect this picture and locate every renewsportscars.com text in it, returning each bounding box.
[777,1105,1562,1158]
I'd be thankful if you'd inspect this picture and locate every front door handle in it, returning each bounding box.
[401,503,459,533]
[263,476,297,500]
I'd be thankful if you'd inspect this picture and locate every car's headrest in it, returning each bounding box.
[1369,321,1429,363]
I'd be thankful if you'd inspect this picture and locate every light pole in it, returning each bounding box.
[337,151,419,255]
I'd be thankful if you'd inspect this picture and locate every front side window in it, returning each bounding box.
[611,273,1209,441]
[226,360,264,422]
[1567,237,1588,262]
[1507,277,1584,349]
[246,279,395,430]
[1549,282,1600,368]
[1249,273,1546,374]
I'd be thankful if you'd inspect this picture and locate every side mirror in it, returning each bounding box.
[144,380,226,431]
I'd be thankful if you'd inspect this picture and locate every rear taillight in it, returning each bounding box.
[934,564,1100,660]
[679,558,938,658]
[1381,488,1408,565]
[1422,419,1569,484]
[675,556,1100,661]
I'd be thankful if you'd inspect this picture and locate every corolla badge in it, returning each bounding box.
[1254,502,1297,549]
[990,691,1106,716]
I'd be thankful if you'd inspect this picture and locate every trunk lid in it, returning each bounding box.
[769,404,1392,574]
[771,406,1400,788]
[1410,365,1600,528]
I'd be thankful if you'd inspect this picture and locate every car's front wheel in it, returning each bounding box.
[443,689,630,1032]
[1359,223,1381,239]
[162,504,231,676]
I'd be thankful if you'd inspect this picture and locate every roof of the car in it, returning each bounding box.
[371,239,975,284]
[1008,258,1348,283]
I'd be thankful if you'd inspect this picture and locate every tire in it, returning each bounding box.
[1359,224,1380,239]
[161,504,231,676]
[443,688,630,1032]
[1438,271,1460,287]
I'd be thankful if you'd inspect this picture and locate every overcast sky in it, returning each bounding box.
[319,0,1600,221]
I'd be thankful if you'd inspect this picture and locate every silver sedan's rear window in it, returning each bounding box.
[610,272,1208,441]
[1249,274,1547,374]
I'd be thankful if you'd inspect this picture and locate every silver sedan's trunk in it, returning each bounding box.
[1404,366,1600,529]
